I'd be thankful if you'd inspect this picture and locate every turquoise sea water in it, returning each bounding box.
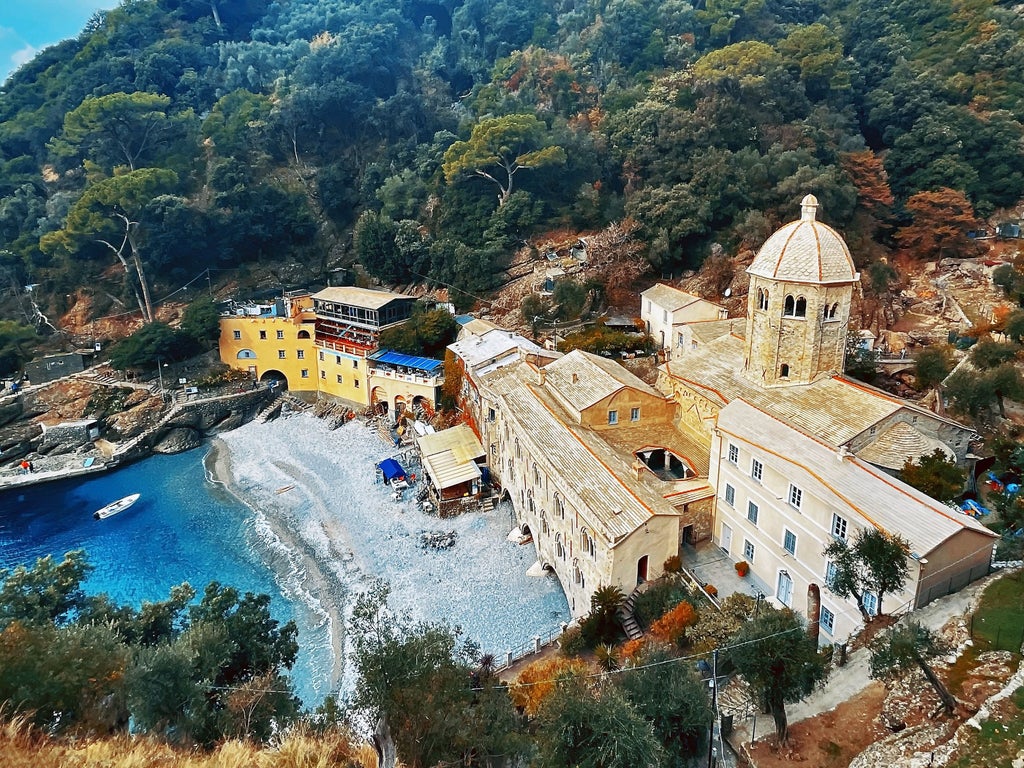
[0,449,329,706]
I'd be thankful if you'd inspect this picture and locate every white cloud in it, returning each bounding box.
[10,44,37,68]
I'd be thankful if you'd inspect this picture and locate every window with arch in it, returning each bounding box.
[783,295,795,316]
[533,463,542,484]
[297,329,310,339]
[555,533,565,560]
[824,302,839,320]
[780,363,790,378]
[236,349,256,359]
[527,490,535,514]
[541,511,549,535]
[555,494,565,519]
[581,530,596,557]
[757,288,769,311]
[573,560,585,588]
[795,297,807,317]
[515,438,521,459]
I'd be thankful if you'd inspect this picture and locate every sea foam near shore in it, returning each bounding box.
[214,413,569,694]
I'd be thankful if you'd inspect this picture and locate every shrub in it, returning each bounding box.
[634,579,694,629]
[663,555,682,573]
[559,625,586,657]
[511,657,587,716]
[649,601,697,647]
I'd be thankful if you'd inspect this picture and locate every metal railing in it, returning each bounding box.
[494,624,566,672]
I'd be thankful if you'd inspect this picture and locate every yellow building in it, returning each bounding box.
[219,287,442,412]
[218,292,318,392]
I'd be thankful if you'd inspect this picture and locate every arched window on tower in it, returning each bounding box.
[795,297,807,317]
[825,302,839,320]
[783,295,795,316]
[757,288,769,311]
[780,363,790,378]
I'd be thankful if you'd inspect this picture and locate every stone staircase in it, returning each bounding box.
[619,585,644,641]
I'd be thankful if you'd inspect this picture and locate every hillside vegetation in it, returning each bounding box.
[0,0,1022,358]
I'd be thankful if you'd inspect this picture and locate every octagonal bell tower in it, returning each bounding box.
[743,195,859,387]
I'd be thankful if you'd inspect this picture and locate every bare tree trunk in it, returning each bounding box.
[770,698,789,745]
[373,715,397,768]
[914,652,957,715]
[209,0,222,29]
[127,228,154,323]
[98,234,149,323]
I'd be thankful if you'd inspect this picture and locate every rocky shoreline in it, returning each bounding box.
[0,376,273,490]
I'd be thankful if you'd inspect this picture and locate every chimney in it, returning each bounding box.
[539,367,546,386]
[572,373,579,384]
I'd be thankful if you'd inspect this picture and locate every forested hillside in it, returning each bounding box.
[1,0,1023,333]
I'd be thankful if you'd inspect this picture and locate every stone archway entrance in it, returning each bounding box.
[260,369,288,390]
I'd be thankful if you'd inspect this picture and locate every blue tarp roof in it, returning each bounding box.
[378,458,406,480]
[368,349,444,373]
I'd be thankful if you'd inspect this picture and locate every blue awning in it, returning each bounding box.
[378,458,406,481]
[368,349,443,374]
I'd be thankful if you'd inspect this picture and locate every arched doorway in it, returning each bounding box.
[259,369,288,390]
[370,386,388,415]
[636,555,649,585]
[394,395,407,417]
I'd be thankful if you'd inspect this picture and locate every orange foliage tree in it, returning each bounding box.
[509,657,588,717]
[840,150,894,218]
[895,188,977,260]
[649,601,697,646]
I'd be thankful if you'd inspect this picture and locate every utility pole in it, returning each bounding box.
[708,648,719,768]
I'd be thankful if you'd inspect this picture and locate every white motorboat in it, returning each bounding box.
[93,493,140,520]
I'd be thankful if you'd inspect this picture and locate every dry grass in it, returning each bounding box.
[0,715,378,768]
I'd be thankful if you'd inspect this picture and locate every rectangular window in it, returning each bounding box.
[751,458,763,482]
[278,350,286,359]
[663,309,668,322]
[353,360,358,369]
[862,592,879,616]
[488,408,496,422]
[825,560,838,586]
[336,375,343,384]
[831,513,848,541]
[300,369,309,378]
[232,330,241,340]
[276,330,284,340]
[630,407,640,422]
[354,379,360,388]
[320,370,325,379]
[820,606,835,634]
[296,350,304,359]
[319,351,324,361]
[728,443,738,465]
[743,539,755,561]
[259,330,267,340]
[608,410,618,425]
[724,483,735,506]
[783,529,797,556]
[747,500,759,525]
[788,484,802,510]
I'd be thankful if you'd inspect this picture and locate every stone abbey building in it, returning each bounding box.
[454,196,996,639]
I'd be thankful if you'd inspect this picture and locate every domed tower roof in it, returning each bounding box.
[747,195,857,285]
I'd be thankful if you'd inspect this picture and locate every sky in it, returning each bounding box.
[0,0,120,83]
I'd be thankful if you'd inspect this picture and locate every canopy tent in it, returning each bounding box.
[378,458,407,482]
[368,349,444,374]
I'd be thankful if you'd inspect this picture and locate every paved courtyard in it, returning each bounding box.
[682,540,773,605]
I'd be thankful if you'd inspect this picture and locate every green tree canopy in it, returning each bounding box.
[443,114,566,206]
[50,92,194,173]
[899,448,967,503]
[823,528,911,619]
[726,607,828,744]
